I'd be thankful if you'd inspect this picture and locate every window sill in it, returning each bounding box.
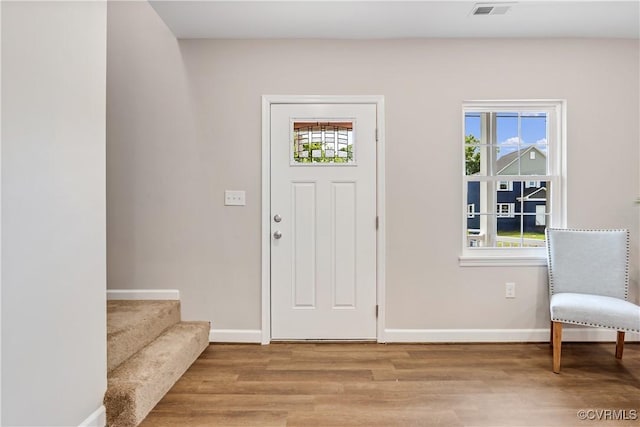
[459,255,547,267]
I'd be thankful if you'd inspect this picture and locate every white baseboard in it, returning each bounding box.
[207,328,640,344]
[106,289,180,300]
[209,329,262,343]
[383,328,640,343]
[78,405,105,427]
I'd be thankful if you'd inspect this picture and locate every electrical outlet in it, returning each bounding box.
[505,282,516,298]
[224,190,246,206]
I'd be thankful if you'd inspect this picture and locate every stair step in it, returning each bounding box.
[107,300,181,373]
[104,321,210,427]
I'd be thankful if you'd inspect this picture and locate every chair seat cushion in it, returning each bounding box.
[550,293,640,332]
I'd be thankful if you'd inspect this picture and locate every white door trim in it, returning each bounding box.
[261,95,386,344]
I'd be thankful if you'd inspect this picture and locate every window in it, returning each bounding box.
[292,121,354,164]
[497,181,513,191]
[497,203,515,218]
[467,204,476,218]
[461,100,566,266]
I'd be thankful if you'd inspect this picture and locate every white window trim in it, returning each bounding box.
[460,99,567,267]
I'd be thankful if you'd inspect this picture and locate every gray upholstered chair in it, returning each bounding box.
[545,228,640,373]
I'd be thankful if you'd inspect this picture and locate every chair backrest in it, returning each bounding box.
[546,228,629,300]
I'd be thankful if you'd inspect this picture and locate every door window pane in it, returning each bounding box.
[293,121,354,164]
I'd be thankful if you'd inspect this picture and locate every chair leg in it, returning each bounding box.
[549,320,554,347]
[616,331,625,359]
[552,321,562,373]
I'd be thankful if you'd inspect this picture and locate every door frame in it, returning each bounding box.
[261,95,386,344]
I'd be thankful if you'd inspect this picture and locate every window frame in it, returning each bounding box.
[460,100,566,267]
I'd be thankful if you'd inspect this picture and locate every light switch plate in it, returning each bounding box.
[225,190,246,206]
[505,282,516,298]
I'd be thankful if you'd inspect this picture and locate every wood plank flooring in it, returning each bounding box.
[140,342,640,426]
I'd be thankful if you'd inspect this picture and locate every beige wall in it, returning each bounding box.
[2,1,107,425]
[107,1,639,335]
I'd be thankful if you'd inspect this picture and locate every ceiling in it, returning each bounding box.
[149,1,640,39]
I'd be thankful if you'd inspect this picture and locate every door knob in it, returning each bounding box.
[273,230,282,239]
[273,214,282,223]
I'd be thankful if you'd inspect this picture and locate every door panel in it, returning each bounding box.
[270,103,377,339]
[332,181,356,308]
[292,182,316,308]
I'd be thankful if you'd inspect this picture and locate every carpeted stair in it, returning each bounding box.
[104,300,209,427]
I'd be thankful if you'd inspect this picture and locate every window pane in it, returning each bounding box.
[518,145,547,175]
[465,144,497,176]
[521,113,547,147]
[496,112,520,176]
[465,112,485,176]
[496,215,521,247]
[495,218,547,248]
[466,182,483,238]
[466,215,489,247]
[495,181,521,214]
[464,142,482,175]
[494,179,549,248]
[466,181,487,247]
[464,113,481,140]
[293,122,354,164]
[521,144,548,175]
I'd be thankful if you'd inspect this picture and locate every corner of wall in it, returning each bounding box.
[78,406,106,427]
[0,0,3,422]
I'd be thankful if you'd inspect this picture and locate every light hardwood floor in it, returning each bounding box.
[141,342,640,426]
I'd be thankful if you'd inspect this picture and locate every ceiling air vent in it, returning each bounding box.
[474,6,494,15]
[471,3,513,16]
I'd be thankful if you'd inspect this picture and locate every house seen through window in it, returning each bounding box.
[462,101,565,261]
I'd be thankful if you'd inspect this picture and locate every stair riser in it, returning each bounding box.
[105,321,210,427]
[107,300,181,373]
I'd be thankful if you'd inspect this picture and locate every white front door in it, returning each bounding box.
[270,103,377,339]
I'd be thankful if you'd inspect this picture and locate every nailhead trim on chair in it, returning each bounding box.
[546,228,630,301]
[551,317,640,333]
